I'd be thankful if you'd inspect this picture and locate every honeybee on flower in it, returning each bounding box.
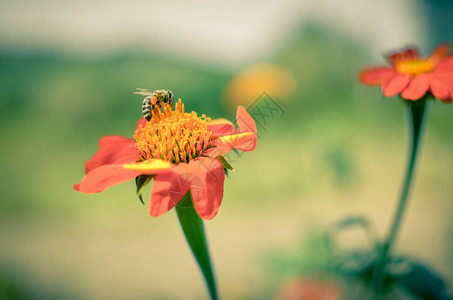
[135,88,174,121]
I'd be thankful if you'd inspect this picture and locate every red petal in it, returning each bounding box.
[85,136,138,174]
[387,47,419,66]
[430,76,452,101]
[382,75,411,97]
[231,132,257,152]
[388,53,403,66]
[401,74,430,100]
[434,57,453,72]
[135,117,147,131]
[149,164,190,217]
[430,44,450,66]
[74,164,140,194]
[204,132,256,157]
[207,118,235,138]
[205,106,257,156]
[188,157,225,220]
[402,48,419,60]
[236,105,257,134]
[359,68,396,86]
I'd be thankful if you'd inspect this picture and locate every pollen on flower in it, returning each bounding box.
[396,59,433,76]
[134,99,212,164]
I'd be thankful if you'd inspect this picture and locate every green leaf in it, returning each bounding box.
[215,155,233,170]
[135,175,153,205]
[395,260,451,300]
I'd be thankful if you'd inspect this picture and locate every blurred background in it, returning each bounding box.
[0,0,452,299]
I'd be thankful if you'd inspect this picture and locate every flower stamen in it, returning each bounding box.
[134,99,212,164]
[396,59,433,76]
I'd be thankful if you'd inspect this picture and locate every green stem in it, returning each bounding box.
[175,192,218,300]
[372,98,430,298]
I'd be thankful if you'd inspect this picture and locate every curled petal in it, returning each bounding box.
[149,165,190,217]
[359,68,396,86]
[207,118,235,138]
[382,75,411,97]
[401,74,430,100]
[236,105,257,134]
[74,164,140,194]
[229,132,257,152]
[123,159,171,174]
[85,136,138,174]
[188,157,225,220]
[205,132,256,157]
[204,106,257,157]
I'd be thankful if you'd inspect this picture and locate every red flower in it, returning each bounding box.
[277,278,341,300]
[360,44,453,102]
[74,99,257,220]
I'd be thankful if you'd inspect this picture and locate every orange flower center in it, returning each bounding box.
[134,99,212,164]
[396,59,433,76]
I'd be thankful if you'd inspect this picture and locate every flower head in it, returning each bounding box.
[74,98,257,220]
[359,44,453,102]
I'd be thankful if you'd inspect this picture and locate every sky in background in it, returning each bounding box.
[0,0,427,69]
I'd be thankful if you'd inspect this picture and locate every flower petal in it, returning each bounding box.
[402,48,419,60]
[207,118,235,138]
[204,132,256,157]
[382,75,411,97]
[235,105,257,134]
[85,136,138,174]
[123,159,171,174]
[387,52,404,66]
[188,157,225,220]
[359,68,396,86]
[430,44,450,66]
[74,164,141,194]
[149,164,190,217]
[430,75,452,101]
[387,47,419,66]
[401,74,430,100]
[135,117,147,131]
[434,56,453,72]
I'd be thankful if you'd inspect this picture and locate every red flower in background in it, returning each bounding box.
[277,278,341,300]
[74,99,257,220]
[360,44,453,102]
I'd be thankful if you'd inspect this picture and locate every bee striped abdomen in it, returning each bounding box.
[136,89,174,121]
[142,97,152,121]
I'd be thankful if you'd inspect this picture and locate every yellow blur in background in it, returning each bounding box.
[222,64,296,110]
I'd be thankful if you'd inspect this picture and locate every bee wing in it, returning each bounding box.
[134,88,154,96]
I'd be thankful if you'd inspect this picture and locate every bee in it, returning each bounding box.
[135,88,174,121]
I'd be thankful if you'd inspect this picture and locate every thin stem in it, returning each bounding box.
[372,99,430,298]
[175,193,218,300]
